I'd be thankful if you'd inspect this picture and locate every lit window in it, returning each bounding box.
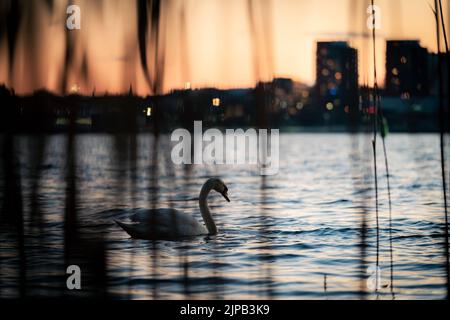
[146,107,152,117]
[212,98,221,107]
[329,86,338,96]
[401,92,410,100]
[70,84,80,94]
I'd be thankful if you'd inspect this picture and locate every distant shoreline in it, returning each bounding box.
[1,84,447,134]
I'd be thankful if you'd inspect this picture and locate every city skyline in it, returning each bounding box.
[0,0,449,96]
[1,38,442,98]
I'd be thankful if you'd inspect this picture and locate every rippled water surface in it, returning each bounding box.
[0,133,449,299]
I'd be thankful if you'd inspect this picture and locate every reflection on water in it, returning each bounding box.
[0,133,448,299]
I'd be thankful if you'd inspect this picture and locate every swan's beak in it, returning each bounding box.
[221,191,230,202]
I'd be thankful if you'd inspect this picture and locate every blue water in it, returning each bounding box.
[0,133,448,299]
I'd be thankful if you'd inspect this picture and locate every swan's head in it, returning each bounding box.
[207,178,230,202]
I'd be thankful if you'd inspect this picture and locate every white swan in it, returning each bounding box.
[115,178,230,240]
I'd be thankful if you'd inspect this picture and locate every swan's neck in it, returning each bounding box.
[199,184,217,235]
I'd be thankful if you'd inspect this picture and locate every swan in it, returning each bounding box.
[114,178,230,240]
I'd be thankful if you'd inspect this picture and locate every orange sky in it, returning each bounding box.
[0,0,449,95]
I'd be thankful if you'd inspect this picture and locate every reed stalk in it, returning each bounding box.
[434,0,450,299]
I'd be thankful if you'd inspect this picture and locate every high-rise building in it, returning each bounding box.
[428,52,449,96]
[315,41,358,117]
[385,40,429,97]
[272,78,294,95]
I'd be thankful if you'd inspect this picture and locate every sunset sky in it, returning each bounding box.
[0,0,449,95]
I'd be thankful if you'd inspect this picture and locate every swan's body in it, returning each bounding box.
[115,178,230,240]
[115,208,208,239]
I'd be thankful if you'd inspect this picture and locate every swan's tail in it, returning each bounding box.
[115,220,137,237]
[115,219,158,240]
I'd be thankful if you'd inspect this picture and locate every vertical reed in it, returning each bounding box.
[247,0,276,298]
[371,0,395,297]
[370,0,380,293]
[434,0,450,299]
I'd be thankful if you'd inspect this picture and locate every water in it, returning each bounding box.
[0,133,448,299]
